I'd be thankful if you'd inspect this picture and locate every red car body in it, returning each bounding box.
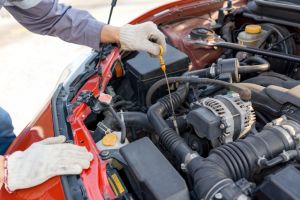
[0,0,246,199]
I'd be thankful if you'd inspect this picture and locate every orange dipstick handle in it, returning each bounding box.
[159,46,166,72]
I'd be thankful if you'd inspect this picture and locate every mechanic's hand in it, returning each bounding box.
[120,21,166,56]
[5,136,93,192]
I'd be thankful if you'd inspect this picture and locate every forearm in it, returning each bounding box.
[4,0,165,55]
[5,0,105,50]
[0,156,4,189]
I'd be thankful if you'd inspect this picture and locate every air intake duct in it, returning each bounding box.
[188,116,300,200]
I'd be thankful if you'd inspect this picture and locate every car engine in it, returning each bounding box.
[72,1,300,199]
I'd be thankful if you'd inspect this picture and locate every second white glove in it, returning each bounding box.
[120,21,166,56]
[5,136,93,192]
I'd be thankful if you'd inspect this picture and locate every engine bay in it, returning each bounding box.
[67,1,300,199]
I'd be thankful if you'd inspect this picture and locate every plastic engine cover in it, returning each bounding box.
[120,137,189,200]
[125,44,189,106]
[256,165,300,200]
[126,44,189,82]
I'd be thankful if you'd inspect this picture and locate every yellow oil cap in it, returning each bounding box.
[245,25,262,34]
[102,133,118,146]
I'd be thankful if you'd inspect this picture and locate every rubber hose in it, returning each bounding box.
[146,77,251,107]
[147,83,196,163]
[118,112,188,133]
[120,112,152,130]
[188,122,298,200]
[146,68,214,108]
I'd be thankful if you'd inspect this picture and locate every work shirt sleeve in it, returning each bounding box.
[4,0,104,50]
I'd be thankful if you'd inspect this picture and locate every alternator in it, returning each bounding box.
[187,92,255,147]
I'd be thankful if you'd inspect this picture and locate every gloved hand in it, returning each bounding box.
[120,21,166,57]
[5,136,93,192]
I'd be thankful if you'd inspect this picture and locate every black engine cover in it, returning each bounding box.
[120,137,189,200]
[256,165,300,200]
[126,44,189,107]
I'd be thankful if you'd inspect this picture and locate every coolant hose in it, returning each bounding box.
[120,112,188,132]
[146,72,194,108]
[146,68,223,107]
[188,118,300,199]
[146,77,251,107]
[147,84,196,162]
[120,112,153,130]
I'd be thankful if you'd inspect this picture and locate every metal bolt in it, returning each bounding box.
[220,124,226,129]
[180,163,187,171]
[214,193,223,199]
[100,150,110,160]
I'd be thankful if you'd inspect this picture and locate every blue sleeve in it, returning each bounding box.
[0,107,15,155]
[5,0,105,50]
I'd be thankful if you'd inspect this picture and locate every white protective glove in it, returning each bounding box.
[5,136,93,192]
[120,21,166,57]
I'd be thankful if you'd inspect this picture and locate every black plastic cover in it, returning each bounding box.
[265,85,300,108]
[187,107,222,140]
[245,0,300,24]
[125,44,189,107]
[126,44,189,82]
[256,165,300,200]
[120,137,189,200]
